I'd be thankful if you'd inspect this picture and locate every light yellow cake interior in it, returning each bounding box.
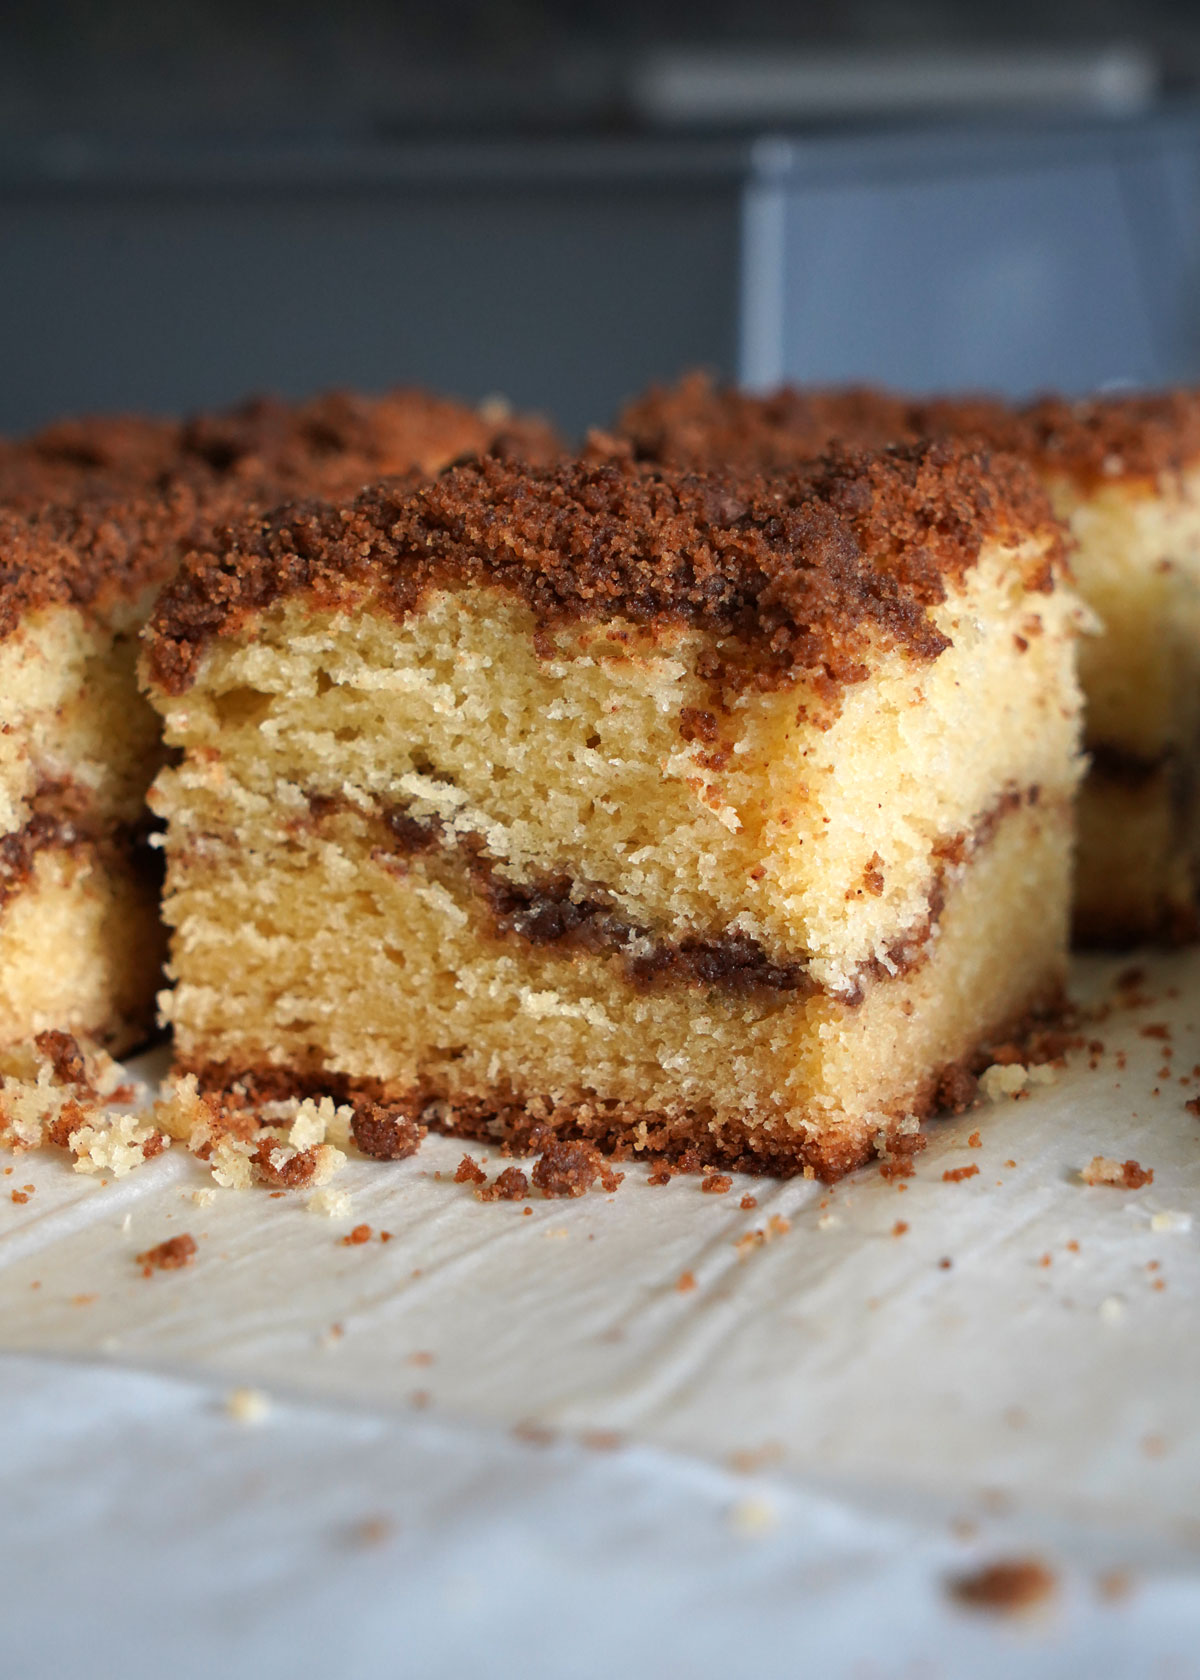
[0,599,165,1052]
[149,521,1085,1172]
[1049,467,1200,940]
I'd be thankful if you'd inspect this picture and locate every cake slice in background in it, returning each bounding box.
[618,374,1200,946]
[0,500,183,1050]
[917,392,1200,946]
[143,442,1087,1179]
[179,386,561,500]
[0,387,560,1055]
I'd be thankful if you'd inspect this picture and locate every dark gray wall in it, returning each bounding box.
[0,143,745,438]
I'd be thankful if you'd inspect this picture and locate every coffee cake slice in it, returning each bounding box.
[918,392,1200,944]
[143,443,1086,1179]
[0,505,174,1051]
[620,374,1200,945]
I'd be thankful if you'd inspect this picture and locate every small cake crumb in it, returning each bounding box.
[728,1495,780,1537]
[676,1270,697,1292]
[308,1187,353,1219]
[191,1187,217,1207]
[531,1140,624,1198]
[701,1172,733,1195]
[347,1515,395,1547]
[1097,1570,1135,1602]
[1150,1209,1191,1233]
[478,1166,529,1202]
[454,1155,487,1186]
[943,1164,980,1183]
[136,1232,197,1274]
[739,1193,758,1210]
[341,1223,372,1246]
[948,1558,1057,1615]
[226,1386,270,1425]
[1081,1156,1154,1189]
[979,1060,1056,1102]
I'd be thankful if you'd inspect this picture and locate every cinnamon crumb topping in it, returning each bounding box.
[145,442,1062,697]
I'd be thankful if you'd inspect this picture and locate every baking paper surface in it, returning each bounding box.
[3,951,1200,1671]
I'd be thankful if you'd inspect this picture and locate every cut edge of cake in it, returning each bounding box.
[143,442,1087,1179]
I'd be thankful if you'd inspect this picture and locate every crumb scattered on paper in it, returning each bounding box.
[947,1558,1057,1615]
[1081,1156,1154,1189]
[728,1495,780,1537]
[226,1386,270,1424]
[136,1233,197,1275]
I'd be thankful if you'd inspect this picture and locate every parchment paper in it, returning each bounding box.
[3,950,1200,1674]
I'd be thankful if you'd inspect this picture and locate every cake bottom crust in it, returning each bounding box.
[179,981,1063,1182]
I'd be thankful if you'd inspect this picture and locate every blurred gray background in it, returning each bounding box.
[3,1,1200,435]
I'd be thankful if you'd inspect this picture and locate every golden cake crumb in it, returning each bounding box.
[226,1386,271,1424]
[1081,1156,1154,1189]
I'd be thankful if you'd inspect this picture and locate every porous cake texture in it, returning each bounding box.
[0,387,558,1055]
[620,374,1200,945]
[921,393,1200,945]
[0,501,181,1051]
[145,442,1087,1178]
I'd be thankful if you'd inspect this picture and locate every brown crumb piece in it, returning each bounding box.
[1186,1097,1200,1118]
[479,1166,530,1202]
[879,1157,915,1181]
[646,1160,673,1186]
[676,1270,697,1292]
[938,1256,953,1270]
[137,1233,197,1275]
[251,1141,319,1188]
[347,1516,395,1548]
[10,1189,29,1204]
[943,1164,980,1183]
[33,1029,91,1089]
[531,1140,624,1198]
[892,1220,909,1236]
[1140,1023,1170,1040]
[948,1558,1057,1615]
[454,1155,487,1185]
[967,1131,982,1148]
[580,1429,622,1452]
[1081,1156,1154,1189]
[351,1101,427,1161]
[1096,1569,1134,1603]
[701,1172,733,1195]
[342,1223,373,1246]
[935,1063,979,1113]
[513,1419,556,1447]
[739,1193,758,1210]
